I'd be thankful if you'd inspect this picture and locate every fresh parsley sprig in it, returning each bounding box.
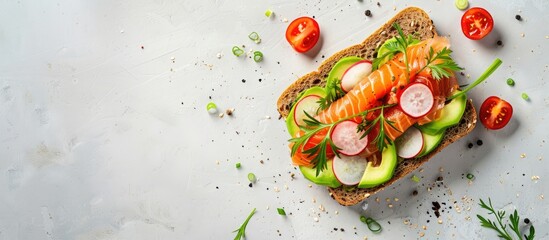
[477,198,535,240]
[233,208,256,240]
[318,78,346,111]
[418,47,463,80]
[358,104,399,151]
[372,23,419,71]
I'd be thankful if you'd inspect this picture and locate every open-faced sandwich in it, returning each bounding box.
[277,7,485,206]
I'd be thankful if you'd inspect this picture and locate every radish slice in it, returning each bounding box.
[398,82,434,118]
[332,155,368,185]
[395,127,424,158]
[340,60,372,92]
[330,120,368,156]
[293,95,322,127]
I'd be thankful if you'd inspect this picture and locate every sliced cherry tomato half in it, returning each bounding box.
[285,16,320,53]
[461,7,494,40]
[479,96,513,130]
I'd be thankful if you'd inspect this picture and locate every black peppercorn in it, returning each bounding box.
[497,40,502,46]
[365,10,372,17]
[524,218,530,224]
[412,190,418,196]
[477,140,483,146]
[515,14,522,21]
[467,142,474,149]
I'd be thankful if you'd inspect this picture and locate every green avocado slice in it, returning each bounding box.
[286,87,327,137]
[416,129,445,158]
[416,91,467,135]
[299,160,342,188]
[326,56,364,84]
[358,143,397,188]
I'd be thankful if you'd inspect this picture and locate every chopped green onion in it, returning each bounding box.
[253,51,263,62]
[522,93,529,101]
[265,9,273,17]
[506,78,515,86]
[448,58,502,101]
[248,173,256,183]
[360,216,382,233]
[232,46,245,57]
[248,32,261,44]
[236,162,241,169]
[206,102,218,114]
[466,173,475,180]
[411,175,420,183]
[454,0,469,10]
[277,208,286,215]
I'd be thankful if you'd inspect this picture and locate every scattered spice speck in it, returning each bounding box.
[365,10,372,17]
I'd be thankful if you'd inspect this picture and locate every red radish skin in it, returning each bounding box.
[293,95,322,127]
[330,120,368,156]
[340,60,373,92]
[398,82,434,118]
[332,155,368,185]
[395,127,424,158]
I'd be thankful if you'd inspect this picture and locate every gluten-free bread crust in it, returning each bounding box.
[276,7,477,206]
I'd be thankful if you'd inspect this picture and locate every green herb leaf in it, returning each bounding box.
[233,208,256,240]
[277,208,286,216]
[448,58,502,101]
[477,198,535,240]
[318,78,345,111]
[418,47,463,80]
[236,162,241,169]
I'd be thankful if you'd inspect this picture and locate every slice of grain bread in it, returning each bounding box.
[276,7,478,206]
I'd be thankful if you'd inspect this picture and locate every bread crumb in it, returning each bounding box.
[520,153,526,158]
[419,168,424,173]
[335,210,339,215]
[218,112,224,118]
[437,218,443,224]
[521,33,525,37]
[386,198,391,203]
[313,217,319,222]
[531,176,540,182]
[540,194,544,200]
[375,197,380,203]
[422,225,427,230]
[364,193,371,198]
[266,206,270,210]
[312,198,316,203]
[394,198,399,202]
[388,204,393,208]
[419,232,425,237]
[216,52,222,59]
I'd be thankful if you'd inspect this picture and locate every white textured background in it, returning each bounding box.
[0,0,548,239]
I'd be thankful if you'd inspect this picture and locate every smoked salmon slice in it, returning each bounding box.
[316,37,451,124]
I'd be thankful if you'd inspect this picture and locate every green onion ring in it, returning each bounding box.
[455,0,468,10]
[248,173,256,183]
[248,32,261,43]
[253,51,263,62]
[365,217,382,233]
[232,46,244,57]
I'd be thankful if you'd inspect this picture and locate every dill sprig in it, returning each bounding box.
[477,198,535,240]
